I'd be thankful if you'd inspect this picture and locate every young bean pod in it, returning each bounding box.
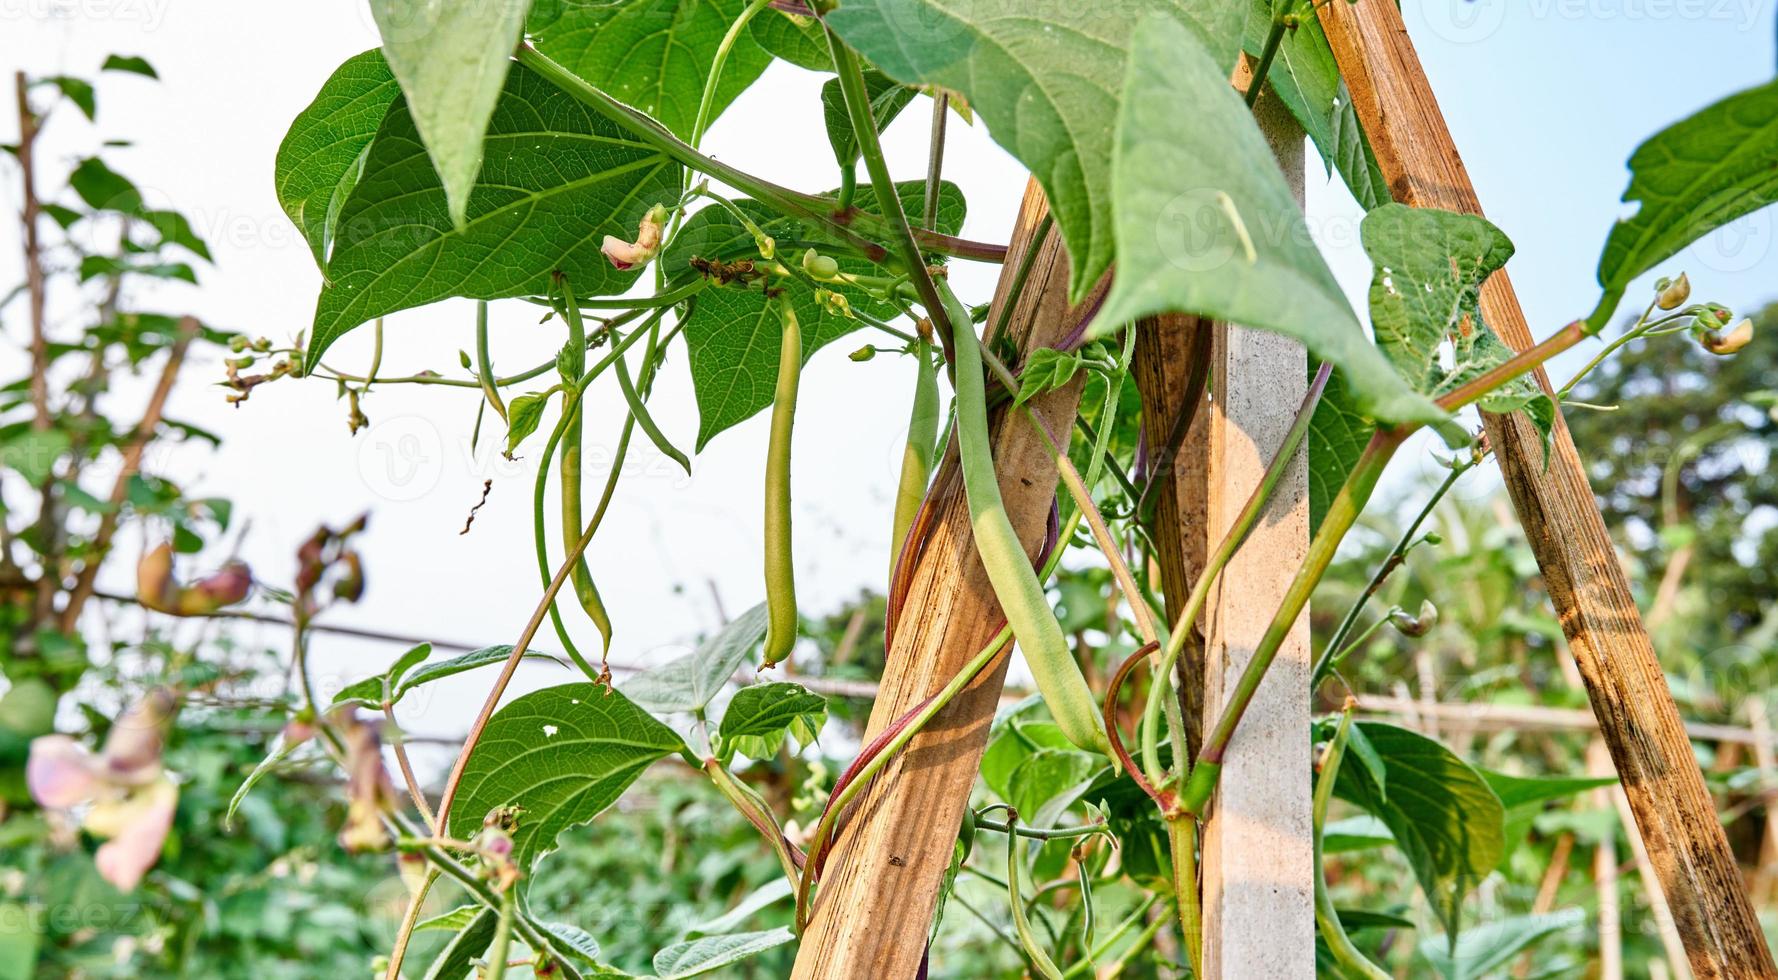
[889,327,940,582]
[944,283,1109,756]
[555,278,614,655]
[761,294,801,668]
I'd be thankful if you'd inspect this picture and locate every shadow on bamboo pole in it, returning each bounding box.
[1320,2,1776,975]
[789,179,1102,978]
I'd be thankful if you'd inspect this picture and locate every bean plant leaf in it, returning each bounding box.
[660,181,965,448]
[982,719,1072,801]
[422,907,496,980]
[1306,364,1370,536]
[101,54,158,78]
[329,642,431,708]
[1362,204,1555,456]
[224,730,307,829]
[273,50,400,267]
[822,69,916,168]
[1417,908,1584,980]
[1597,78,1778,293]
[622,603,769,715]
[1096,14,1443,428]
[1016,348,1089,406]
[825,0,1246,302]
[749,8,831,71]
[1322,814,1394,855]
[505,390,554,455]
[1333,721,1504,938]
[1485,769,1617,870]
[446,683,684,869]
[716,682,827,761]
[652,927,796,979]
[528,0,773,140]
[1242,0,1390,211]
[535,921,603,966]
[415,905,481,933]
[688,878,793,937]
[368,0,532,228]
[1008,748,1099,818]
[306,62,679,368]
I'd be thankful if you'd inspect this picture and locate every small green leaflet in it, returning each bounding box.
[1362,204,1554,458]
[305,62,678,368]
[101,54,158,78]
[422,907,496,980]
[528,0,774,140]
[822,69,915,169]
[505,389,555,455]
[1333,722,1504,939]
[414,905,481,932]
[1596,78,1778,296]
[825,0,1246,303]
[661,181,965,449]
[447,683,683,870]
[621,603,769,715]
[329,643,563,710]
[224,729,306,830]
[368,0,532,228]
[749,7,830,71]
[329,642,431,708]
[1095,14,1443,428]
[716,682,827,762]
[652,927,796,979]
[1015,348,1089,406]
[274,50,400,267]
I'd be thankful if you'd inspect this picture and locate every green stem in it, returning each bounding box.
[474,302,507,422]
[973,816,1107,841]
[516,43,1002,266]
[1059,894,1160,978]
[1170,817,1203,977]
[1246,10,1290,110]
[486,887,517,978]
[705,759,803,890]
[1555,296,1662,399]
[1006,812,1066,980]
[530,386,604,682]
[1179,426,1403,815]
[1314,707,1391,979]
[824,26,958,361]
[1310,454,1473,688]
[1140,363,1331,788]
[690,0,773,149]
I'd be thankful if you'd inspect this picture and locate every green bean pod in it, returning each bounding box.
[761,295,801,668]
[889,333,940,582]
[556,278,614,656]
[945,284,1108,756]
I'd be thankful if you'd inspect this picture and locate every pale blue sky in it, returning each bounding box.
[5,1,1775,752]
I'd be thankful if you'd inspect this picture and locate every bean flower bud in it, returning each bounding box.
[1390,600,1439,638]
[176,562,253,615]
[601,203,669,271]
[137,543,178,612]
[1703,318,1754,355]
[849,345,875,362]
[1656,273,1691,310]
[801,248,840,281]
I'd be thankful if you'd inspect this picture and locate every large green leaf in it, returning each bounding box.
[1242,0,1389,211]
[661,181,965,448]
[273,50,399,267]
[1417,909,1584,980]
[1007,748,1099,818]
[446,683,684,868]
[306,62,679,367]
[717,682,827,761]
[825,0,1246,302]
[749,7,831,71]
[528,0,773,140]
[1362,204,1553,451]
[652,927,795,979]
[1333,722,1504,939]
[622,603,769,714]
[369,0,532,228]
[1597,78,1778,293]
[1095,14,1441,428]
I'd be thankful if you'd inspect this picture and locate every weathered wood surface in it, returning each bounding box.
[790,178,1101,979]
[1321,4,1776,975]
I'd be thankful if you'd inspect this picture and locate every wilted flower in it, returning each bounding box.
[601,204,669,271]
[137,543,253,616]
[336,711,396,853]
[1702,318,1754,355]
[26,689,179,891]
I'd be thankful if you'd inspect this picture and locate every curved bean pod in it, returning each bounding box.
[944,282,1108,756]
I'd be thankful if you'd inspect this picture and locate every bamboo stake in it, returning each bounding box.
[1320,5,1775,974]
[789,180,1098,979]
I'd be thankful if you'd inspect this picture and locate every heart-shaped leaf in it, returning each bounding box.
[274,50,400,266]
[716,682,826,761]
[622,604,769,715]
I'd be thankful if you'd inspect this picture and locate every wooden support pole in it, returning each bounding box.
[790,179,1099,979]
[1197,92,1316,979]
[1320,3,1776,975]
